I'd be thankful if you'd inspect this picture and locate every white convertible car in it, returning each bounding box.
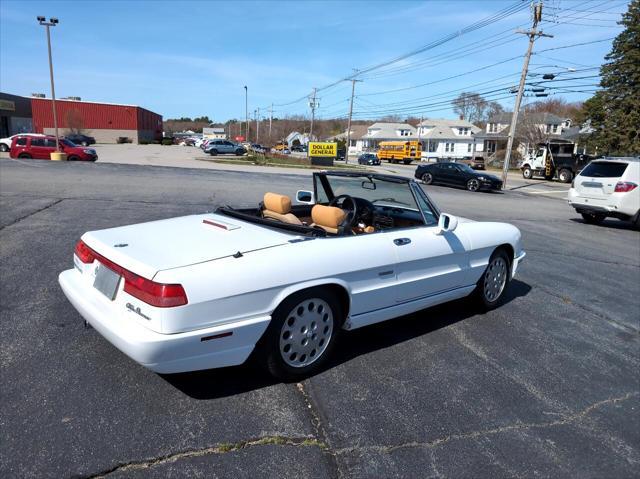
[59,171,525,379]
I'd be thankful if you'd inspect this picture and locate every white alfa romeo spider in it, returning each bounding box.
[59,171,525,379]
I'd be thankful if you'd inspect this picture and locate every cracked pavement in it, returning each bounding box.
[1,159,638,478]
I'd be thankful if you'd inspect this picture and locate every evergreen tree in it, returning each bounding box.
[594,0,640,155]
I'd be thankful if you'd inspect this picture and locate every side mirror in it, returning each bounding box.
[296,190,315,204]
[435,213,458,235]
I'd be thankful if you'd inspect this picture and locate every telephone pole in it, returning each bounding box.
[269,103,273,141]
[309,88,318,139]
[244,85,249,142]
[255,108,260,143]
[344,75,362,165]
[501,1,552,188]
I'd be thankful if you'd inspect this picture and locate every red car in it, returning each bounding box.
[10,135,98,161]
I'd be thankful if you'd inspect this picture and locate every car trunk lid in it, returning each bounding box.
[81,213,291,279]
[575,161,628,198]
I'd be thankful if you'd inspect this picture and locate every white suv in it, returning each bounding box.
[568,157,640,228]
[0,133,45,152]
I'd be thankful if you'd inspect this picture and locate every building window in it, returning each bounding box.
[458,127,469,135]
[467,143,472,153]
[445,142,454,152]
[489,123,498,133]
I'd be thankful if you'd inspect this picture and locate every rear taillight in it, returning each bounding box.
[614,181,637,193]
[73,239,188,307]
[75,240,95,263]
[123,270,188,308]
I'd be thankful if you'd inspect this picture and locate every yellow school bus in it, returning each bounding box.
[376,140,422,164]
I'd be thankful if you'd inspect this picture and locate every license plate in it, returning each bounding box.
[93,262,121,300]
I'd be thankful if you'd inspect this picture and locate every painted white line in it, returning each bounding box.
[522,189,569,195]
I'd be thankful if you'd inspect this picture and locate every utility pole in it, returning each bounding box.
[244,85,249,142]
[37,16,61,154]
[344,75,362,165]
[309,88,318,139]
[417,115,423,162]
[502,1,552,188]
[255,108,260,143]
[269,103,273,141]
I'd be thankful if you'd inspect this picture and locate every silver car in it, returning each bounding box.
[204,140,246,156]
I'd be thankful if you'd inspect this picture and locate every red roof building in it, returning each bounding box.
[31,97,162,144]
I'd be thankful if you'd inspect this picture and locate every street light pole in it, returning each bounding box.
[344,76,362,165]
[255,108,260,143]
[244,85,248,142]
[37,16,60,152]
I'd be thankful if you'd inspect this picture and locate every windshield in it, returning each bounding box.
[316,174,419,210]
[61,139,77,147]
[457,163,476,174]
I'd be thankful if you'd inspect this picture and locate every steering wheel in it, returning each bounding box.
[329,194,358,229]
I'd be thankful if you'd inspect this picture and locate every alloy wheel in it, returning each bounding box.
[467,179,480,191]
[422,173,433,185]
[279,298,333,368]
[483,257,507,302]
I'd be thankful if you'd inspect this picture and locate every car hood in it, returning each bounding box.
[82,213,292,279]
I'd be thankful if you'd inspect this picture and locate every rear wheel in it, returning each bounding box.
[67,156,80,161]
[421,172,433,185]
[257,288,343,381]
[403,159,412,165]
[581,212,605,225]
[475,248,511,310]
[558,169,573,183]
[18,153,32,159]
[466,178,480,192]
[81,141,89,147]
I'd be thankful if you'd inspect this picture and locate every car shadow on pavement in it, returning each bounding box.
[162,279,531,400]
[569,217,638,231]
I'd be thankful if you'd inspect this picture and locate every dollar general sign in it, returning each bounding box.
[308,142,337,157]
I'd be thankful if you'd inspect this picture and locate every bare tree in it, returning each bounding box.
[65,109,84,134]
[452,92,488,123]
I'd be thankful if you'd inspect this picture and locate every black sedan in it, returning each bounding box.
[64,133,96,146]
[415,162,502,192]
[357,153,380,165]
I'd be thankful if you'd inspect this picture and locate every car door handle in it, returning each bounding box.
[393,238,411,246]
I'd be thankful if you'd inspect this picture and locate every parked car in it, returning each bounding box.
[568,157,640,228]
[357,153,380,165]
[415,162,502,192]
[59,171,525,380]
[10,135,98,161]
[0,133,45,152]
[204,140,246,156]
[291,145,307,153]
[64,133,96,146]
[250,143,267,154]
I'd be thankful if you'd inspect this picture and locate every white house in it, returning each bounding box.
[417,118,481,161]
[354,122,418,154]
[286,131,311,146]
[202,127,226,140]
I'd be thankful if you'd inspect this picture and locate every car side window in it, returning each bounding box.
[31,138,45,147]
[16,137,27,146]
[45,139,57,148]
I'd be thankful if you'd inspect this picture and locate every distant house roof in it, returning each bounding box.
[488,112,566,125]
[364,122,417,140]
[418,118,481,140]
[203,127,225,134]
[328,124,369,141]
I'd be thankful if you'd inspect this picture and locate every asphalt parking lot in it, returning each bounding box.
[1,158,638,478]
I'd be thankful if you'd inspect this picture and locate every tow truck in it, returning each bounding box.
[519,140,593,183]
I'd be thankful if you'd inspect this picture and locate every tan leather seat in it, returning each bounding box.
[262,192,302,225]
[311,205,346,234]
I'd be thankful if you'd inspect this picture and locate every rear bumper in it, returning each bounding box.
[58,269,271,373]
[568,190,637,219]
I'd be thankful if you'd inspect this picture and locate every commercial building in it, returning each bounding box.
[0,92,33,137]
[31,97,162,143]
[202,127,226,140]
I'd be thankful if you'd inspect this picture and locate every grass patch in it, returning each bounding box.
[197,154,370,171]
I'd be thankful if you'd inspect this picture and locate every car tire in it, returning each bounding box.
[235,149,244,156]
[466,178,480,192]
[558,169,573,183]
[474,248,511,310]
[67,156,80,161]
[209,149,218,156]
[403,159,412,165]
[17,153,32,159]
[522,167,532,179]
[0,144,8,152]
[257,287,343,381]
[81,141,88,147]
[421,172,433,185]
[581,212,605,225]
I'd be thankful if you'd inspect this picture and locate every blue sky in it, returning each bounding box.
[0,0,628,122]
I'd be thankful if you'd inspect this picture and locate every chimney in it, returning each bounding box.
[459,114,464,120]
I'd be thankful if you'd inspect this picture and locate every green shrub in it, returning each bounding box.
[161,138,173,146]
[139,139,150,145]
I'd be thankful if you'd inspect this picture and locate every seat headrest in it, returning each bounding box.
[312,205,346,229]
[264,193,291,215]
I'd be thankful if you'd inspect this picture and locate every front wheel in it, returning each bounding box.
[475,249,511,310]
[421,172,433,185]
[81,141,89,147]
[581,212,605,225]
[18,153,32,159]
[0,144,8,152]
[235,149,244,156]
[257,288,343,381]
[466,178,480,192]
[403,159,412,165]
[209,149,218,156]
[522,167,532,179]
